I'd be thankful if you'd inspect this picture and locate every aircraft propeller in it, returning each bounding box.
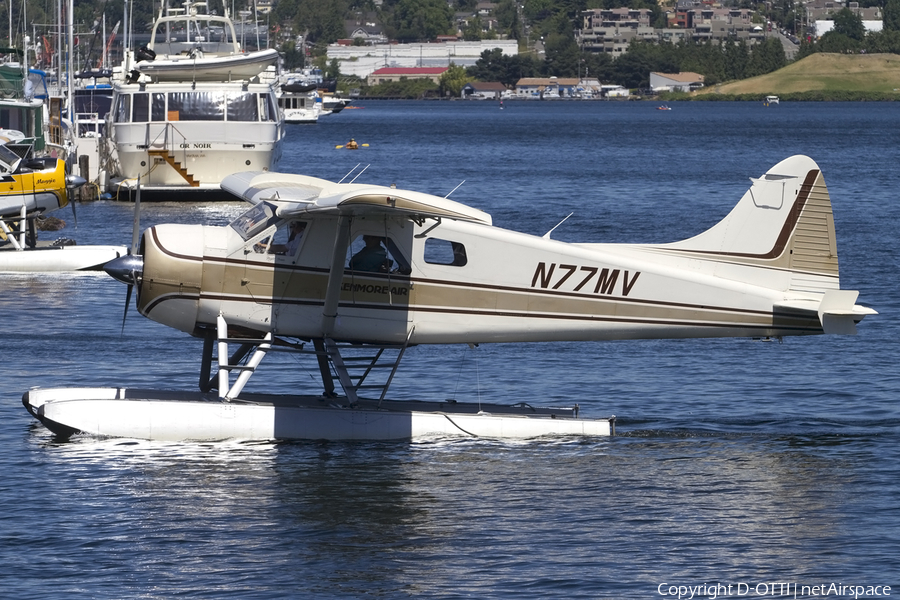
[103,175,143,332]
[64,172,87,227]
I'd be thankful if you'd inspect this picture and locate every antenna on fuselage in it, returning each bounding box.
[338,163,370,184]
[543,212,573,239]
[348,165,369,183]
[338,164,361,183]
[444,180,465,198]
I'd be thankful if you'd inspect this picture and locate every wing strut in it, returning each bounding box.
[323,331,413,405]
[321,215,351,337]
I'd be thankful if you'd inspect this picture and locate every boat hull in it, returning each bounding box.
[23,387,615,441]
[0,244,126,272]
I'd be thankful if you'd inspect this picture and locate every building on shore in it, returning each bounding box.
[328,40,518,78]
[366,67,450,86]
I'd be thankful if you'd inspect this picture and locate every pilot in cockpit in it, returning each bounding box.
[349,235,391,272]
[257,221,306,255]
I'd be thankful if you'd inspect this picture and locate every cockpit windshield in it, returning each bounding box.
[0,144,22,174]
[230,202,279,241]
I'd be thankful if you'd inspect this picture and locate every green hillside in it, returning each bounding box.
[695,53,900,98]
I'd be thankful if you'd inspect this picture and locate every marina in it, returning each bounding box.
[3,101,898,597]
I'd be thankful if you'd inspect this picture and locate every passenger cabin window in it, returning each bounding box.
[424,238,467,266]
[114,94,130,123]
[227,92,259,122]
[347,235,411,274]
[132,93,150,122]
[151,93,166,121]
[168,92,225,121]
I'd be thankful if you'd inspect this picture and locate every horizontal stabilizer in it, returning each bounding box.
[776,290,878,335]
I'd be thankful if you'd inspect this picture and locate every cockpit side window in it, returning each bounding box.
[347,234,411,274]
[424,238,467,267]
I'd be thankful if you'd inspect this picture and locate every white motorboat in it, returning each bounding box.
[319,92,352,115]
[278,82,319,124]
[136,48,278,83]
[105,1,284,199]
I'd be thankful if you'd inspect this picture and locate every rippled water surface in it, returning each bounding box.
[2,101,898,598]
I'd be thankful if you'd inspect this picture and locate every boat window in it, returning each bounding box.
[424,238,467,266]
[264,93,278,122]
[113,93,130,123]
[227,92,259,122]
[151,93,166,121]
[346,235,411,274]
[230,202,279,241]
[132,92,149,122]
[167,91,225,121]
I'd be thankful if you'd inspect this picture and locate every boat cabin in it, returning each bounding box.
[112,87,279,124]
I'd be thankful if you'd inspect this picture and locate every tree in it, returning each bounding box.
[325,58,341,80]
[494,0,522,40]
[884,0,900,32]
[461,17,483,41]
[281,40,305,71]
[467,49,540,86]
[542,31,580,77]
[832,7,866,41]
[439,63,470,96]
[385,0,454,42]
[746,38,785,78]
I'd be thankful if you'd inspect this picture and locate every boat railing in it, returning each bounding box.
[144,122,189,166]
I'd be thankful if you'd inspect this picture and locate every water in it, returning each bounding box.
[2,101,898,598]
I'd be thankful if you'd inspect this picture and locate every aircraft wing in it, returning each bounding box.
[221,171,492,225]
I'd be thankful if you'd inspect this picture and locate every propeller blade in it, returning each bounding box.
[65,170,85,228]
[121,282,133,333]
[104,253,144,333]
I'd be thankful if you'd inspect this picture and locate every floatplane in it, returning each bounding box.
[0,143,126,271]
[23,155,876,440]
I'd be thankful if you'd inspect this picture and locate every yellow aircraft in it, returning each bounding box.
[0,143,127,271]
[0,143,74,242]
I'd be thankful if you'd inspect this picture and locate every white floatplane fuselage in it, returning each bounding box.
[23,156,876,440]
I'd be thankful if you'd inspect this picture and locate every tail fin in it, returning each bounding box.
[664,155,839,293]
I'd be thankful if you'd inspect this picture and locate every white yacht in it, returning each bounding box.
[104,1,283,199]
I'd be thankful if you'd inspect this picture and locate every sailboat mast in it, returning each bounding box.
[67,0,74,121]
